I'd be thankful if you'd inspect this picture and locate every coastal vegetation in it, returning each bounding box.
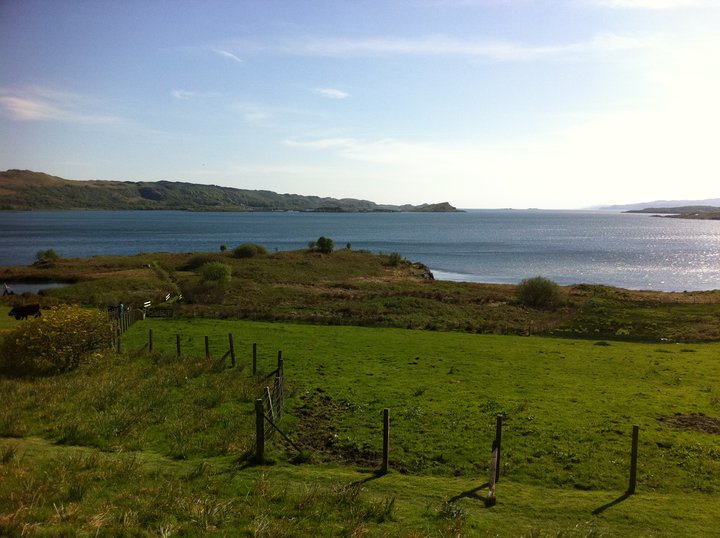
[3,247,720,341]
[2,247,720,535]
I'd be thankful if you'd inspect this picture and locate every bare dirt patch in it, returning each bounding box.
[658,413,720,435]
[292,389,380,467]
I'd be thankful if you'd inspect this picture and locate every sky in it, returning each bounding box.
[2,0,720,209]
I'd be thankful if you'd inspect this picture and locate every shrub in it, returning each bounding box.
[233,243,268,259]
[34,249,59,267]
[386,252,405,267]
[0,305,111,376]
[516,276,564,309]
[182,254,216,270]
[199,262,232,284]
[315,236,334,254]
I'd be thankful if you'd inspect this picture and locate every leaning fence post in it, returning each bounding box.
[148,328,153,353]
[255,398,265,463]
[228,333,236,367]
[265,386,275,421]
[205,335,210,359]
[628,424,639,494]
[275,351,284,418]
[253,343,257,375]
[381,408,390,474]
[495,414,503,483]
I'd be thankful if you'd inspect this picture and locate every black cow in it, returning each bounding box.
[8,304,41,320]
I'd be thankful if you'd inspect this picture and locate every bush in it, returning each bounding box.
[233,243,268,259]
[315,236,334,254]
[199,262,232,284]
[516,276,564,309]
[386,252,405,267]
[0,305,111,376]
[182,254,216,270]
[34,249,59,267]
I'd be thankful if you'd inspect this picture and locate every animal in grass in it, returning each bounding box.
[8,304,42,320]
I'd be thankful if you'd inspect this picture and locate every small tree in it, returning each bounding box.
[516,276,564,309]
[316,236,334,254]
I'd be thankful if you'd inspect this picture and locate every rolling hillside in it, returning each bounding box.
[0,170,458,212]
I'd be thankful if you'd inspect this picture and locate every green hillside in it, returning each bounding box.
[0,170,458,212]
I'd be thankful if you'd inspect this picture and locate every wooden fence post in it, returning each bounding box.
[381,408,390,474]
[176,334,181,358]
[228,333,236,367]
[495,414,503,483]
[628,424,639,494]
[255,398,265,463]
[205,336,210,359]
[148,328,153,352]
[253,343,257,375]
[117,333,122,354]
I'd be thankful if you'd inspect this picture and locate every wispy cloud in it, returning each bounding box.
[0,87,123,124]
[171,89,197,100]
[233,102,271,125]
[212,48,244,63]
[230,32,648,62]
[314,87,350,99]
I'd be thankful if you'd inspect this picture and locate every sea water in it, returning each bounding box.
[1,209,719,292]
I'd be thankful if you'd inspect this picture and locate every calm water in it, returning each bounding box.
[1,210,719,292]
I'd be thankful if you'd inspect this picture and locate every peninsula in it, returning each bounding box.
[625,206,720,220]
[0,170,459,213]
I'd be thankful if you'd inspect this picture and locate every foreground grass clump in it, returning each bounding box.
[0,305,111,376]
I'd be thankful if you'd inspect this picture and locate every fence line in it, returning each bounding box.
[254,351,287,462]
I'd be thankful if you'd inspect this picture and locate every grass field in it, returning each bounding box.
[2,317,719,536]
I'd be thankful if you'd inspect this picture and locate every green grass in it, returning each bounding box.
[4,318,718,535]
[118,319,720,493]
[2,436,719,537]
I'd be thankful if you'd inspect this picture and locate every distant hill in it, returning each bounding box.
[599,198,720,211]
[0,170,459,212]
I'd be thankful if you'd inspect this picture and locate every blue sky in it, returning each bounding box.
[2,0,720,208]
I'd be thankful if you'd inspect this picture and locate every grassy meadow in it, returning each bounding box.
[2,317,720,536]
[2,249,720,536]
